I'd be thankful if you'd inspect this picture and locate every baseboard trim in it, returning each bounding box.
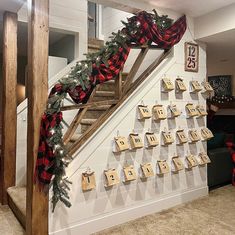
[50,186,208,235]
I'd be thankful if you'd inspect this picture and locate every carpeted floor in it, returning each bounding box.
[0,204,25,235]
[95,185,235,235]
[0,185,234,235]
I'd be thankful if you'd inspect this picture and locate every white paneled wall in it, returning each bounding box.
[18,0,88,60]
[49,15,208,234]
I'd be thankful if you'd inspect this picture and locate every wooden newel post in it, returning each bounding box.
[1,12,17,205]
[26,0,49,235]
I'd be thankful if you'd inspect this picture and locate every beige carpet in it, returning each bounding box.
[95,185,235,235]
[0,204,25,235]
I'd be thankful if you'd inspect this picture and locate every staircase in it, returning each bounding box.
[6,38,172,230]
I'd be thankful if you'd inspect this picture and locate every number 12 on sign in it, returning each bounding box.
[185,42,199,72]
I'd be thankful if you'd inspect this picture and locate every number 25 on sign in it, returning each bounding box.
[185,42,199,72]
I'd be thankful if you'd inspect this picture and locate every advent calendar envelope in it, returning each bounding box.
[157,160,170,174]
[140,163,154,178]
[152,105,167,120]
[129,133,144,149]
[171,156,184,172]
[113,136,129,152]
[82,170,96,191]
[104,168,120,187]
[123,165,137,182]
[137,105,152,120]
[162,78,174,92]
[175,78,187,92]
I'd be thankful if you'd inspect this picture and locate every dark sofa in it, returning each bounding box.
[207,147,233,188]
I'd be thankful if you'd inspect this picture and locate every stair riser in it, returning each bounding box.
[83,110,106,119]
[97,83,115,91]
[93,96,115,102]
[88,48,100,54]
[81,124,92,133]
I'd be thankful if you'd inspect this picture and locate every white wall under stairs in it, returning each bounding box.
[16,58,80,186]
[49,18,208,234]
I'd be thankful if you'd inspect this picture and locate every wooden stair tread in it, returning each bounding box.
[70,133,82,142]
[95,91,115,97]
[81,119,97,125]
[7,186,26,228]
[88,105,111,111]
[88,38,104,47]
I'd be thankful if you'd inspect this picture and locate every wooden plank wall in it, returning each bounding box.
[0,12,18,205]
[26,0,49,234]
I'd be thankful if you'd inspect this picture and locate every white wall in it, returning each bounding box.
[49,56,68,78]
[18,0,88,60]
[195,3,235,39]
[207,60,235,95]
[49,12,208,235]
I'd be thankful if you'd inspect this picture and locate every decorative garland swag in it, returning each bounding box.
[35,10,187,211]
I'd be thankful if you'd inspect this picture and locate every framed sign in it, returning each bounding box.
[208,75,232,96]
[185,42,199,72]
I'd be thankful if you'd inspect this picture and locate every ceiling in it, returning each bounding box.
[202,29,235,62]
[0,0,26,16]
[138,0,235,17]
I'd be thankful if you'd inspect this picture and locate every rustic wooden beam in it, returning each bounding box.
[63,87,98,145]
[60,99,119,111]
[114,72,122,99]
[68,49,172,155]
[122,47,149,94]
[26,1,49,235]
[0,12,17,204]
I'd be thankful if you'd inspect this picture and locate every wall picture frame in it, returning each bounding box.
[185,42,199,72]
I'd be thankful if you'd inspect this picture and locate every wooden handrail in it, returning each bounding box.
[123,47,149,94]
[61,100,119,111]
[68,48,172,155]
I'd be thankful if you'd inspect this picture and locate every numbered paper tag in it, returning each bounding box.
[162,131,174,145]
[138,105,152,120]
[162,78,174,92]
[176,130,188,144]
[172,156,184,172]
[185,103,199,117]
[82,170,96,191]
[175,78,187,92]
[123,165,137,182]
[186,155,198,168]
[140,163,154,178]
[190,81,202,92]
[201,127,214,140]
[189,129,201,142]
[152,105,167,120]
[129,133,143,149]
[168,104,181,118]
[198,152,211,165]
[203,82,214,92]
[196,105,208,116]
[113,136,129,152]
[157,160,170,174]
[104,169,120,187]
[145,132,159,148]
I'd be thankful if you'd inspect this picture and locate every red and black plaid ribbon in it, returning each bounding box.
[36,11,187,186]
[226,141,235,186]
